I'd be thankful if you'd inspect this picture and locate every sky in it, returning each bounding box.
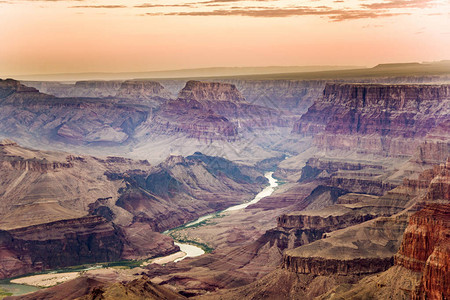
[0,0,449,76]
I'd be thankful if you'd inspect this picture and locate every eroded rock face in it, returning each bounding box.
[149,98,238,141]
[0,158,73,172]
[293,83,450,157]
[297,157,397,196]
[115,80,171,107]
[0,79,149,145]
[277,212,376,232]
[143,80,290,142]
[281,216,408,276]
[0,216,123,279]
[282,256,394,276]
[115,152,265,232]
[228,80,325,113]
[395,204,450,299]
[72,81,123,98]
[178,80,245,103]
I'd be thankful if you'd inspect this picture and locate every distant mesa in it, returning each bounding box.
[372,62,422,69]
[178,80,246,103]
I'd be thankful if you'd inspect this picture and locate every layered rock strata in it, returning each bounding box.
[0,79,149,145]
[395,204,450,299]
[293,83,450,157]
[145,80,288,142]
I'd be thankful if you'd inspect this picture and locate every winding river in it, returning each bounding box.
[168,171,278,262]
[0,172,278,296]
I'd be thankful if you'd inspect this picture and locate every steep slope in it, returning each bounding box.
[0,79,149,146]
[0,141,266,279]
[114,80,172,107]
[114,152,265,232]
[395,203,450,299]
[139,80,289,142]
[315,204,450,300]
[293,83,450,157]
[189,157,449,299]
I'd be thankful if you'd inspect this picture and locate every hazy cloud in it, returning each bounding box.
[361,0,436,9]
[135,3,194,8]
[145,6,408,21]
[198,0,279,3]
[70,5,126,8]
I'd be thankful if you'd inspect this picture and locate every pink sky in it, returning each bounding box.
[0,0,449,75]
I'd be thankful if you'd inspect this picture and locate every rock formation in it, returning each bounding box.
[293,83,450,157]
[115,152,265,232]
[115,80,172,107]
[0,141,266,279]
[142,80,290,142]
[178,81,246,103]
[0,79,149,145]
[395,203,450,299]
[0,216,124,279]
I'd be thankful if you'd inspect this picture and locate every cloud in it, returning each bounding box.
[135,3,194,8]
[361,0,436,9]
[197,0,278,3]
[70,5,126,8]
[145,6,408,21]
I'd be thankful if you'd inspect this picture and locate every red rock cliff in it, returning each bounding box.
[395,204,450,300]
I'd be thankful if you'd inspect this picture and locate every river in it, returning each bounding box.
[168,171,278,262]
[0,172,278,296]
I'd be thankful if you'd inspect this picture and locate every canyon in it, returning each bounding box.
[0,68,449,299]
[0,139,266,280]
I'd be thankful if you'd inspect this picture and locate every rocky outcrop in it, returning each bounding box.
[0,215,179,279]
[281,215,408,276]
[77,275,186,300]
[144,80,288,141]
[414,139,450,166]
[1,158,73,172]
[178,80,245,103]
[72,81,123,98]
[277,212,376,232]
[394,204,450,299]
[424,158,450,202]
[149,98,238,141]
[329,176,397,196]
[227,80,325,114]
[297,157,397,196]
[0,79,149,145]
[115,153,265,232]
[0,216,123,279]
[0,79,40,98]
[293,83,450,157]
[115,80,171,107]
[282,256,394,276]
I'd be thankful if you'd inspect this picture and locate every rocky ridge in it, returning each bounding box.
[293,83,450,157]
[0,141,266,279]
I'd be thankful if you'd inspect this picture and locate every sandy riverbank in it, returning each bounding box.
[143,251,186,265]
[10,272,80,288]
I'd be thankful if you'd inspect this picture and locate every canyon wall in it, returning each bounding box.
[293,83,450,157]
[0,216,123,279]
[395,204,450,299]
[0,79,149,145]
[142,80,289,142]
